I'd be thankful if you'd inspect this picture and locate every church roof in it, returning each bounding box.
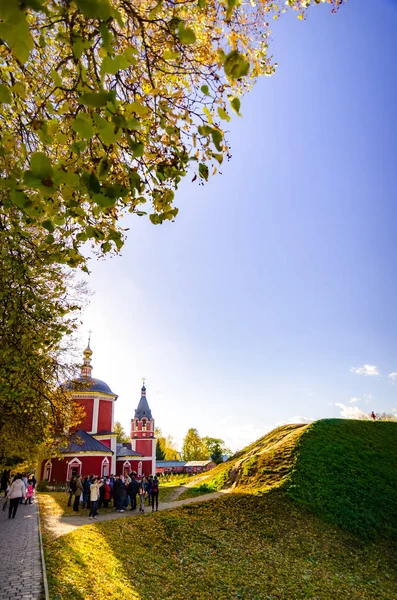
[116,443,143,458]
[61,429,112,454]
[65,376,117,396]
[134,384,152,420]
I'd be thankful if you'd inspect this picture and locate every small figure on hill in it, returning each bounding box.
[151,476,159,512]
[370,411,376,421]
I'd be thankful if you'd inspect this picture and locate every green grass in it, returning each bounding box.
[179,423,309,499]
[43,491,397,600]
[40,419,397,599]
[286,419,397,539]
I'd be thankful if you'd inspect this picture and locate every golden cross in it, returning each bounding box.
[142,377,146,386]
[88,329,93,346]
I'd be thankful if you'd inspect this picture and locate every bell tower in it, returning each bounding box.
[130,380,156,476]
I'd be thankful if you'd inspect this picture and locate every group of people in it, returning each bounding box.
[68,473,160,519]
[1,472,36,519]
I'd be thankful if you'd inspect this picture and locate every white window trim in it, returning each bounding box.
[101,457,110,477]
[66,457,82,481]
[44,459,52,481]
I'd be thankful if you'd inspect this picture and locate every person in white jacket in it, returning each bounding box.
[7,474,25,519]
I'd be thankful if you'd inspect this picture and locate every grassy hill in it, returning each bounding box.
[182,419,397,539]
[41,419,397,600]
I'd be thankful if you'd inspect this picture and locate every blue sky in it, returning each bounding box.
[81,0,397,451]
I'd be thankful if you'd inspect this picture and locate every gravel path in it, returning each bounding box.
[42,490,228,540]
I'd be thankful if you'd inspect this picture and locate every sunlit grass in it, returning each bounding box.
[44,491,397,600]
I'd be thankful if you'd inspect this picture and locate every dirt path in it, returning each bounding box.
[42,490,229,540]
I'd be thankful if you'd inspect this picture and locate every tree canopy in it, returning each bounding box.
[114,421,130,442]
[0,0,343,269]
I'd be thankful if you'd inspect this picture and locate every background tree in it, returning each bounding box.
[210,443,224,465]
[156,438,166,460]
[202,436,232,458]
[114,421,130,443]
[182,428,208,461]
[155,428,179,460]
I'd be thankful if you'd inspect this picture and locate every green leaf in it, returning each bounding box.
[217,107,231,122]
[100,55,129,78]
[128,102,150,116]
[79,92,111,107]
[128,140,145,158]
[0,84,11,104]
[30,153,53,179]
[93,193,117,208]
[225,0,240,20]
[177,23,196,45]
[198,125,213,136]
[211,129,223,151]
[149,1,163,20]
[162,50,180,60]
[76,0,112,20]
[12,82,26,98]
[72,116,94,140]
[230,96,241,116]
[42,219,55,233]
[0,5,34,63]
[82,171,101,194]
[50,69,62,88]
[199,163,209,180]
[201,85,210,96]
[224,50,250,81]
[10,190,28,209]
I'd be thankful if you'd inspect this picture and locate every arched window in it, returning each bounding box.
[142,419,147,431]
[66,457,82,481]
[101,457,109,478]
[44,460,52,481]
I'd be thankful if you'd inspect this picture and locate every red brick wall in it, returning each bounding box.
[97,399,112,432]
[41,455,111,483]
[96,438,111,448]
[135,439,153,456]
[76,397,94,431]
[116,459,153,476]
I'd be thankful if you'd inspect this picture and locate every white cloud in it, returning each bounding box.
[388,372,397,383]
[349,397,359,404]
[335,403,369,420]
[276,415,313,426]
[350,364,379,376]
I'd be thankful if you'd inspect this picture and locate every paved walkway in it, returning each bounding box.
[43,490,228,540]
[0,497,44,600]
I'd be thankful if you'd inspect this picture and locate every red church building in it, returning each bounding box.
[39,343,156,483]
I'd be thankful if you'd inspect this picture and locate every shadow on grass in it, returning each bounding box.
[45,490,397,600]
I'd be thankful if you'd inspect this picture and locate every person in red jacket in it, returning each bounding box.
[103,480,111,508]
[370,411,376,421]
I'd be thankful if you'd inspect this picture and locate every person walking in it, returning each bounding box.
[25,480,34,505]
[89,477,103,519]
[7,474,25,519]
[138,477,146,513]
[112,475,124,512]
[146,475,153,507]
[67,476,76,507]
[73,476,83,511]
[82,476,90,509]
[127,475,139,510]
[151,476,159,512]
